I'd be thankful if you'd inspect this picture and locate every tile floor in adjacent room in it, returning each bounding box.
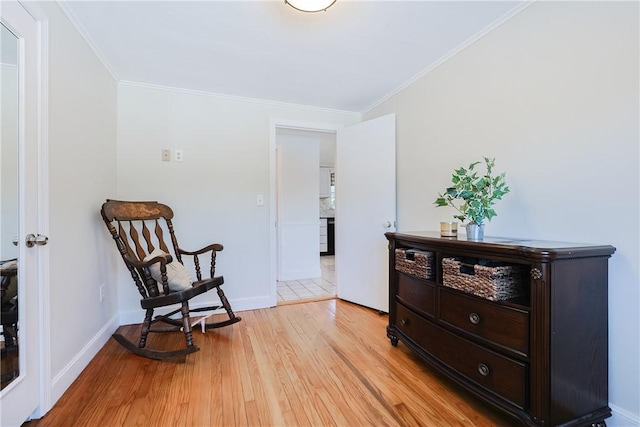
[277,255,335,304]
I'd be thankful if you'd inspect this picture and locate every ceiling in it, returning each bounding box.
[60,1,525,113]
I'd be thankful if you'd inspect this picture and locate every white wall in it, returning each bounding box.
[37,1,119,405]
[319,137,336,167]
[277,128,321,281]
[116,83,359,321]
[364,2,639,424]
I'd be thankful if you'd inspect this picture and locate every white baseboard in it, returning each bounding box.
[609,404,640,427]
[118,295,273,326]
[226,295,273,312]
[50,313,119,406]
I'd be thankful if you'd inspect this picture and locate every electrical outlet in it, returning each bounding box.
[174,149,183,162]
[256,194,264,206]
[162,149,171,162]
[99,285,105,303]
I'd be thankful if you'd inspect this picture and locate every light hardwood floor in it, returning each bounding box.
[26,300,514,426]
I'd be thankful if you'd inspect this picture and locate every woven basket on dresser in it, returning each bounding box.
[395,248,434,280]
[442,257,527,301]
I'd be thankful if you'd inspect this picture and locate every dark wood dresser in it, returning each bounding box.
[385,231,615,426]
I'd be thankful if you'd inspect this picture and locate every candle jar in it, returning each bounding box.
[440,221,458,237]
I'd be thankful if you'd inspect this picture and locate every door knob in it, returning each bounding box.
[383,221,393,228]
[25,234,49,247]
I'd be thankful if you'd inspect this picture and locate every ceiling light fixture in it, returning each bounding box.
[285,0,336,13]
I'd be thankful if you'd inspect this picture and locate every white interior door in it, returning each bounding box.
[1,2,42,425]
[336,114,396,312]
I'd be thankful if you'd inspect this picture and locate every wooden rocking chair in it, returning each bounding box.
[101,199,241,360]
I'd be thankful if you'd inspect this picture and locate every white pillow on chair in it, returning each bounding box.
[143,249,193,292]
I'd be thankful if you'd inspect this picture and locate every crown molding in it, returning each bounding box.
[119,80,361,118]
[362,1,536,115]
[56,1,118,82]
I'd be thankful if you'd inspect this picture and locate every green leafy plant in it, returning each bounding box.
[434,157,510,225]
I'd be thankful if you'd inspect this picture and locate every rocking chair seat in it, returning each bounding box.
[101,199,241,360]
[140,276,223,310]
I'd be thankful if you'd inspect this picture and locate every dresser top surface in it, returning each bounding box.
[387,231,616,259]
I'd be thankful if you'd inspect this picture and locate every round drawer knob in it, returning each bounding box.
[478,363,490,376]
[400,318,409,326]
[469,312,481,325]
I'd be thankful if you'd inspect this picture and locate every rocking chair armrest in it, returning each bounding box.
[178,243,223,256]
[177,244,222,281]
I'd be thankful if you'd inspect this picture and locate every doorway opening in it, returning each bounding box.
[269,115,396,312]
[272,124,337,305]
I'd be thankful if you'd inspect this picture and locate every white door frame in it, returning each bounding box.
[268,119,343,307]
[25,0,51,416]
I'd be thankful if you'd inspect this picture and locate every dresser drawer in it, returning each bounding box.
[439,289,529,356]
[396,304,527,409]
[396,272,435,317]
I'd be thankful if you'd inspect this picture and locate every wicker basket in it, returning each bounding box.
[395,249,434,280]
[442,257,527,301]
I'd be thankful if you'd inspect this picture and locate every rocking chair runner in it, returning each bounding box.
[101,199,241,360]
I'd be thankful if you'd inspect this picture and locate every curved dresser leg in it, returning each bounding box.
[387,331,399,347]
